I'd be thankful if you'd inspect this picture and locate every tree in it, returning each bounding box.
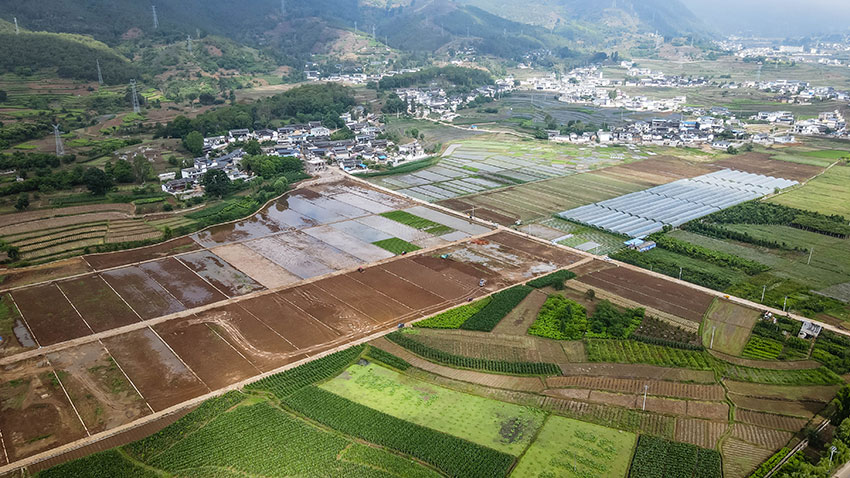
[201,169,230,198]
[183,131,205,157]
[111,159,135,183]
[244,139,262,156]
[14,193,29,211]
[198,93,216,106]
[330,127,354,141]
[132,155,153,184]
[83,167,113,195]
[0,90,6,102]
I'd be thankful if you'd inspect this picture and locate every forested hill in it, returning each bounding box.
[0,32,139,84]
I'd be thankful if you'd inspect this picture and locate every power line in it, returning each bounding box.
[13,17,19,35]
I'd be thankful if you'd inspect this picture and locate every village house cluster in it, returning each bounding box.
[161,110,425,197]
[395,81,512,121]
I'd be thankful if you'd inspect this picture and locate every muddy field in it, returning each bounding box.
[177,250,264,298]
[57,274,140,332]
[11,284,91,346]
[0,258,93,293]
[578,266,715,323]
[713,153,824,182]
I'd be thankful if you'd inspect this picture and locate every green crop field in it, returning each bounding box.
[800,150,850,160]
[512,415,636,478]
[319,362,546,455]
[769,165,850,218]
[380,210,454,235]
[629,435,722,478]
[701,299,759,356]
[372,237,421,255]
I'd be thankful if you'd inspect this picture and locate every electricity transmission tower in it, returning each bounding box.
[152,5,159,29]
[187,35,193,54]
[281,0,286,17]
[54,125,65,156]
[96,59,104,85]
[130,79,141,114]
[13,17,19,34]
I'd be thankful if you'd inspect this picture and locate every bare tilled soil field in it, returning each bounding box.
[713,152,825,182]
[732,423,794,449]
[736,410,809,432]
[556,363,718,383]
[545,376,725,401]
[578,265,715,323]
[729,393,827,418]
[675,418,729,449]
[723,438,777,478]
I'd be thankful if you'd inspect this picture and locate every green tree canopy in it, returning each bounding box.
[83,167,113,195]
[183,131,205,157]
[201,169,230,198]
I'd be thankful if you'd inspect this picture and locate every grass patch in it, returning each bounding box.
[380,210,454,235]
[372,237,421,255]
[513,415,636,478]
[319,362,546,455]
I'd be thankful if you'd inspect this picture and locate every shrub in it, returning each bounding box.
[415,297,491,329]
[460,285,533,332]
[527,295,587,340]
[526,269,576,289]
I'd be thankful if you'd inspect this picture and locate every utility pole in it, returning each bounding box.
[130,79,141,114]
[53,125,65,156]
[187,35,193,54]
[783,296,788,312]
[761,284,766,303]
[710,326,716,349]
[642,384,648,411]
[372,25,376,39]
[152,5,159,29]
[354,21,357,34]
[96,59,104,85]
[678,266,683,280]
[830,446,838,464]
[807,246,814,265]
[13,17,19,35]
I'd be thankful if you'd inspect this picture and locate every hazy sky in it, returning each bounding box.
[682,0,850,37]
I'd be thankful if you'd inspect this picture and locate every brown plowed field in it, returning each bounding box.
[0,292,35,359]
[317,274,414,324]
[722,438,774,478]
[557,362,717,383]
[236,295,340,350]
[139,258,227,309]
[380,259,474,301]
[177,250,264,297]
[713,153,824,182]
[11,283,91,346]
[736,409,809,432]
[543,388,592,401]
[488,231,583,265]
[725,381,839,401]
[58,274,140,332]
[191,304,306,372]
[579,266,714,322]
[644,396,687,416]
[567,258,618,277]
[410,330,550,363]
[545,376,725,401]
[491,289,549,336]
[686,401,730,421]
[675,418,728,449]
[597,156,719,184]
[85,236,200,271]
[102,328,208,411]
[729,393,825,418]
[0,257,92,292]
[732,423,793,450]
[46,342,150,434]
[154,317,260,389]
[587,390,635,407]
[411,255,491,288]
[0,358,87,462]
[278,285,380,336]
[349,267,445,311]
[101,266,185,320]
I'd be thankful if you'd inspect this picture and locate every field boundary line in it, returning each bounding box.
[43,356,90,437]
[6,293,41,348]
[98,340,155,415]
[54,283,95,335]
[0,264,535,474]
[146,326,211,395]
[98,274,145,321]
[174,257,231,299]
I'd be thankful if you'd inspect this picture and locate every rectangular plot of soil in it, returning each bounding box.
[274,231,363,270]
[177,250,264,298]
[728,393,824,418]
[736,410,808,432]
[579,267,714,323]
[675,418,727,449]
[236,295,340,350]
[277,285,379,336]
[244,236,335,280]
[379,259,474,301]
[329,219,393,243]
[193,303,307,372]
[302,225,394,262]
[85,236,200,271]
[57,274,140,332]
[349,267,445,311]
[0,357,87,462]
[488,231,583,265]
[285,195,349,224]
[315,274,413,324]
[154,316,260,389]
[411,255,491,288]
[139,258,227,309]
[101,266,185,320]
[102,328,208,411]
[46,342,150,434]
[12,283,91,346]
[210,243,301,289]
